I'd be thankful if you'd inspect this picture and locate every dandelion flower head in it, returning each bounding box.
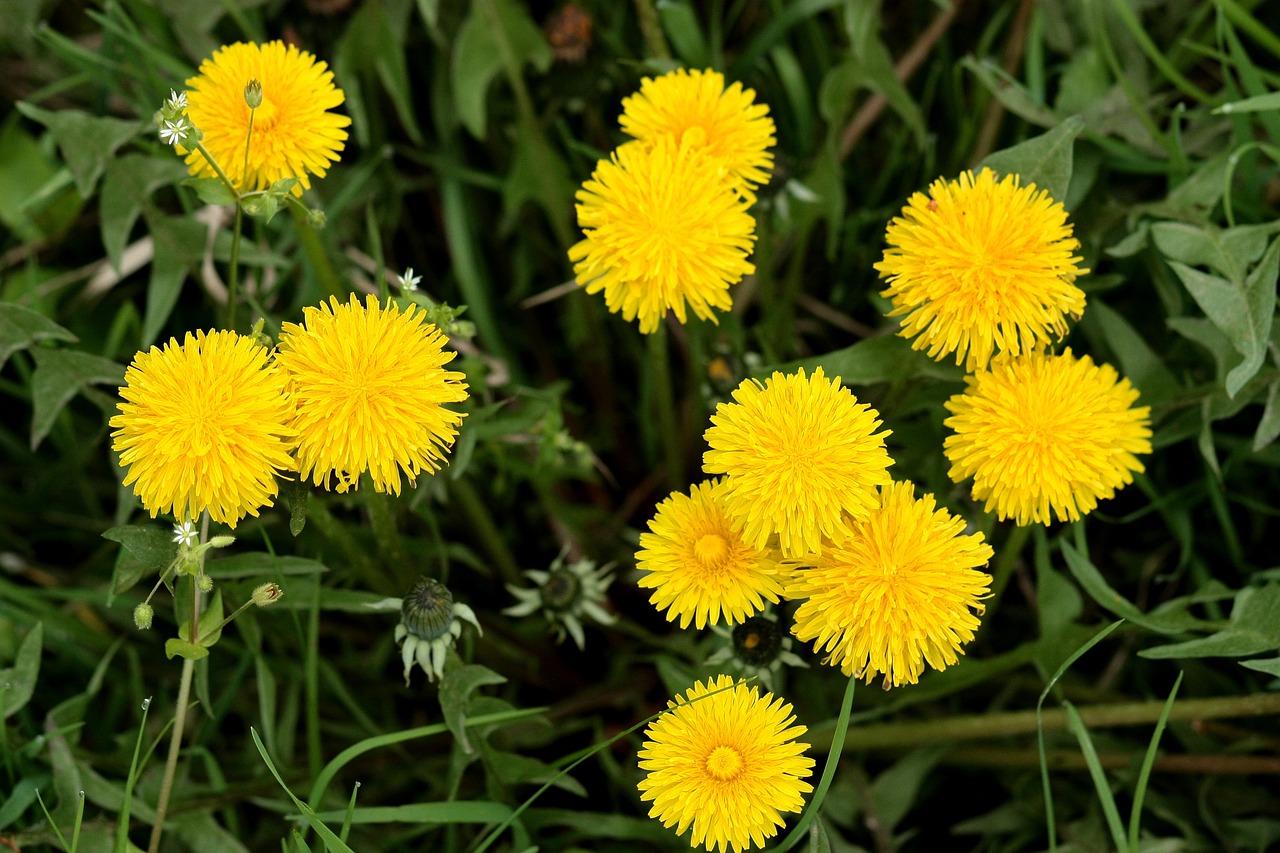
[569,136,756,334]
[703,367,893,558]
[110,330,295,527]
[275,294,468,495]
[875,169,1087,371]
[620,67,776,193]
[182,40,350,193]
[788,481,993,688]
[638,674,814,852]
[943,349,1152,525]
[636,479,790,630]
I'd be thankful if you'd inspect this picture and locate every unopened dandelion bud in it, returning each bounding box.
[133,603,154,630]
[197,573,214,593]
[208,535,236,549]
[244,78,263,109]
[252,583,283,607]
[402,577,454,640]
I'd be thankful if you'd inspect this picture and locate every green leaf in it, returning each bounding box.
[1254,379,1280,451]
[205,553,328,579]
[1150,222,1272,285]
[1215,91,1280,114]
[102,155,189,272]
[103,525,178,597]
[15,102,141,197]
[312,802,514,826]
[29,347,125,450]
[659,2,709,68]
[182,176,237,207]
[164,638,209,661]
[451,0,551,139]
[1035,533,1082,638]
[1081,301,1180,405]
[143,213,207,347]
[284,477,309,536]
[193,590,225,648]
[980,115,1085,205]
[242,193,279,223]
[1240,656,1280,677]
[502,125,572,233]
[1059,541,1184,635]
[251,728,358,853]
[335,1,424,146]
[869,748,943,833]
[439,664,507,754]
[0,116,80,243]
[1141,585,1280,659]
[1,623,43,720]
[0,302,77,370]
[776,334,964,385]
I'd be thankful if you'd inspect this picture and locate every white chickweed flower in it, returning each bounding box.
[396,267,421,292]
[159,119,188,147]
[172,520,198,548]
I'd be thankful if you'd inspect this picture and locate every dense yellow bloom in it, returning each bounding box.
[635,479,789,630]
[275,294,468,495]
[703,367,893,558]
[788,481,993,688]
[182,40,350,193]
[620,67,776,193]
[638,675,814,852]
[110,330,294,527]
[944,349,1152,525]
[568,137,756,334]
[875,169,1087,371]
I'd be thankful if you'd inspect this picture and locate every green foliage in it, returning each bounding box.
[2,1,1280,851]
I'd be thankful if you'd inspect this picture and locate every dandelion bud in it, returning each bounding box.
[252,583,283,607]
[244,78,263,109]
[197,573,214,593]
[133,603,154,630]
[402,578,454,640]
[208,535,236,549]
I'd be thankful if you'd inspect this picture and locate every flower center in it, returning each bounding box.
[542,567,582,612]
[705,745,744,781]
[732,615,784,666]
[251,97,280,131]
[694,533,730,568]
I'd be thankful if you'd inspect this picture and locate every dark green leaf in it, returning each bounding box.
[0,302,77,370]
[103,524,178,597]
[450,0,551,139]
[1240,657,1280,677]
[183,176,237,207]
[15,102,141,196]
[164,638,209,661]
[1059,541,1184,635]
[29,347,125,450]
[659,2,709,68]
[440,664,507,754]
[1,623,42,720]
[102,155,189,271]
[205,554,328,579]
[143,213,207,347]
[1141,585,1280,659]
[981,115,1085,205]
[776,335,964,385]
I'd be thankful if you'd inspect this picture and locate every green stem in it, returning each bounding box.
[986,521,1031,620]
[148,582,202,853]
[649,324,683,488]
[227,203,243,330]
[632,0,671,59]
[193,141,239,199]
[778,676,856,851]
[364,486,409,587]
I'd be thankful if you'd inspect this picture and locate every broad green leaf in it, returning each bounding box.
[1059,541,1183,635]
[1240,657,1280,677]
[205,553,328,579]
[1081,301,1180,405]
[870,748,943,833]
[15,102,141,197]
[1150,222,1273,285]
[451,0,551,139]
[502,125,573,233]
[0,302,77,370]
[29,347,125,450]
[103,525,178,597]
[963,57,1059,129]
[0,116,80,242]
[778,334,964,385]
[164,638,209,661]
[182,176,237,207]
[980,115,1085,205]
[1255,379,1280,451]
[1141,585,1280,659]
[335,1,424,146]
[659,2,709,68]
[440,664,507,754]
[143,213,207,347]
[1,622,42,719]
[1036,538,1082,638]
[1166,316,1237,382]
[102,155,189,271]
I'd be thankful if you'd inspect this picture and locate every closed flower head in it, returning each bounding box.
[182,40,350,193]
[276,294,468,495]
[110,331,294,528]
[875,169,1087,371]
[943,349,1152,525]
[620,67,776,193]
[569,137,756,333]
[636,479,789,630]
[703,367,893,558]
[789,481,993,688]
[638,675,814,852]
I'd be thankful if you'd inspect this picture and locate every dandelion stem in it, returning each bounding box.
[649,323,683,488]
[227,203,243,330]
[986,521,1031,618]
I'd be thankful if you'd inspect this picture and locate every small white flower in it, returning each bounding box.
[396,267,421,292]
[392,578,481,684]
[172,520,198,548]
[504,549,616,650]
[166,90,188,111]
[159,119,188,146]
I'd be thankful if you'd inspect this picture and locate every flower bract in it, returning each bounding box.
[181,40,350,193]
[638,675,814,852]
[392,577,481,684]
[703,367,893,558]
[569,137,756,334]
[504,550,617,649]
[635,479,789,630]
[943,349,1152,525]
[788,481,993,688]
[875,169,1087,371]
[620,67,776,193]
[110,330,295,528]
[275,294,468,495]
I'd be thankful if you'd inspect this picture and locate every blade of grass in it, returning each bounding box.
[250,728,357,853]
[1128,671,1184,850]
[34,789,71,851]
[1037,619,1125,852]
[113,697,153,853]
[1063,701,1128,852]
[777,675,857,852]
[340,782,360,844]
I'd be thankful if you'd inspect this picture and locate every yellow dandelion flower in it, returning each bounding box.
[275,294,468,495]
[568,137,756,334]
[638,674,814,852]
[788,481,993,688]
[874,169,1087,371]
[703,367,893,558]
[110,330,295,528]
[943,349,1152,525]
[620,67,776,192]
[182,40,350,193]
[636,479,789,630]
